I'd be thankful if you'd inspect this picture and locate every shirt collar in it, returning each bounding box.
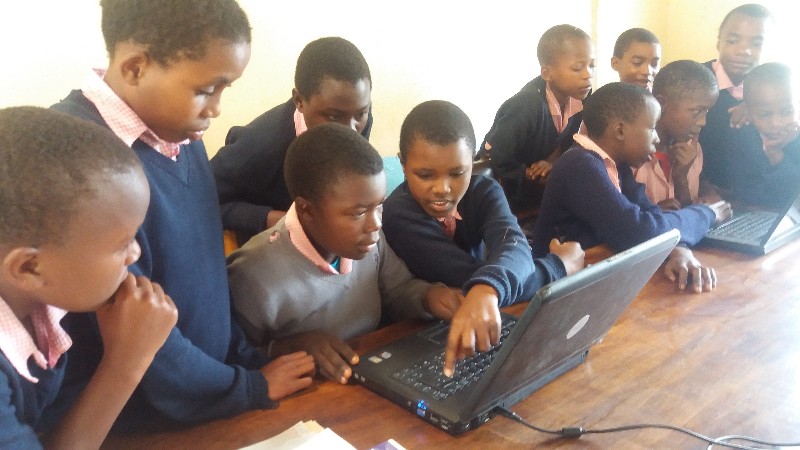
[284,204,353,274]
[545,82,584,132]
[0,296,71,383]
[573,133,621,192]
[82,69,186,158]
[712,60,744,101]
[293,109,308,137]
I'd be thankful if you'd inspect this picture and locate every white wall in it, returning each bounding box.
[0,0,593,156]
[1,1,796,157]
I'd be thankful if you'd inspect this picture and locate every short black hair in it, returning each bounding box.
[0,106,142,247]
[537,24,592,66]
[613,28,660,58]
[583,82,654,138]
[294,37,372,99]
[398,100,476,164]
[719,3,773,36]
[100,0,251,65]
[744,62,792,101]
[284,123,383,202]
[652,60,718,101]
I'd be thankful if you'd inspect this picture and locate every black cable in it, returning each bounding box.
[494,406,800,450]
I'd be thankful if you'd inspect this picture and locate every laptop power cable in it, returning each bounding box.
[493,405,800,450]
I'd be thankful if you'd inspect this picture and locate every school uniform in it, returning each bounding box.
[49,72,274,431]
[699,60,742,189]
[382,175,566,306]
[634,145,705,204]
[479,76,583,211]
[228,205,434,346]
[210,100,373,244]
[532,134,716,257]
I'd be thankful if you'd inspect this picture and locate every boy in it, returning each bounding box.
[383,100,584,376]
[611,28,661,91]
[0,106,177,448]
[479,24,595,212]
[532,83,731,293]
[50,0,314,431]
[723,62,800,208]
[211,36,373,244]
[699,4,772,190]
[635,60,720,209]
[228,123,463,383]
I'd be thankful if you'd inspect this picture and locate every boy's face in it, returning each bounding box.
[619,97,661,168]
[294,78,372,134]
[656,88,719,145]
[717,13,767,85]
[611,42,661,91]
[746,82,798,141]
[128,39,251,143]
[36,169,149,312]
[402,137,473,220]
[542,37,595,102]
[301,171,386,262]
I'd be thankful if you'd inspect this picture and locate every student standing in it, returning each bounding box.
[479,24,595,212]
[50,0,313,431]
[611,27,661,91]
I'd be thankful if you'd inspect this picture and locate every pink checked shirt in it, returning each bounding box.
[634,144,704,205]
[545,83,584,133]
[0,296,71,383]
[282,204,353,275]
[82,69,186,159]
[712,60,744,101]
[573,134,621,192]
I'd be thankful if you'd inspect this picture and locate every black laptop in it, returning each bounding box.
[351,230,679,435]
[702,183,800,255]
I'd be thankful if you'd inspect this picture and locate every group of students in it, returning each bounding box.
[1,1,798,448]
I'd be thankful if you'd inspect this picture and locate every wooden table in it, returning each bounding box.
[103,242,800,449]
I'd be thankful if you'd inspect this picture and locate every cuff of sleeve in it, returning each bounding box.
[247,368,278,410]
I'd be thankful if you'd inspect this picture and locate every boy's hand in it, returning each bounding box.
[668,139,698,174]
[424,285,463,320]
[728,103,750,128]
[260,352,315,400]
[526,160,553,182]
[763,122,800,165]
[664,247,717,293]
[272,332,358,384]
[704,200,732,224]
[95,274,178,377]
[657,198,682,211]
[548,238,584,275]
[443,284,501,377]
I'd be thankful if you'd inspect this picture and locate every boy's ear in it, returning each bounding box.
[541,64,553,82]
[2,247,45,291]
[654,94,667,109]
[610,56,621,72]
[294,196,313,221]
[291,88,305,112]
[613,121,626,141]
[119,50,151,86]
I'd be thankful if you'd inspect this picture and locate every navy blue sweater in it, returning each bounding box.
[724,125,800,208]
[479,76,583,211]
[532,145,716,257]
[49,91,272,431]
[699,59,741,190]
[210,99,373,244]
[383,175,566,306]
[0,353,65,449]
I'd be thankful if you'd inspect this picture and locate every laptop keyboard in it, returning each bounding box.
[391,319,517,400]
[707,211,776,241]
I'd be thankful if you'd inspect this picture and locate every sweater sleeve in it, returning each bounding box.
[483,95,543,183]
[561,151,715,252]
[0,366,43,450]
